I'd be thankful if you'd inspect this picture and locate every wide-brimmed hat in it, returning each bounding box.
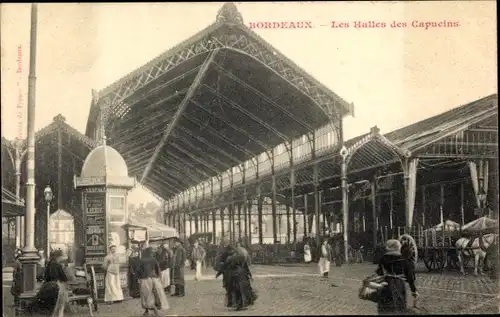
[385,239,401,253]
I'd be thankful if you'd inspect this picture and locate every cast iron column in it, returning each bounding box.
[19,3,40,299]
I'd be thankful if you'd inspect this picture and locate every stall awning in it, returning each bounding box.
[424,220,461,232]
[125,217,179,241]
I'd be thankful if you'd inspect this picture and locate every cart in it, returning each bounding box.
[66,264,99,315]
[417,220,461,272]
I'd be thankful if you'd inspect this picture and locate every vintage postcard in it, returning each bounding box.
[1,2,498,316]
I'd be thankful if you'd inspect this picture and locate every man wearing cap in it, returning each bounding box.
[171,238,187,296]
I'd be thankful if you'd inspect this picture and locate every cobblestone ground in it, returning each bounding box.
[3,263,498,316]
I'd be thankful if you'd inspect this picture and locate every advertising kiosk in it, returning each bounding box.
[74,139,135,299]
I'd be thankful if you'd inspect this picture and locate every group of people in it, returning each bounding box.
[214,238,257,311]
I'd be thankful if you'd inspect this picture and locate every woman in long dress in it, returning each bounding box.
[304,242,312,263]
[376,239,418,315]
[156,243,173,293]
[318,239,332,278]
[137,247,169,316]
[30,250,69,317]
[103,245,124,304]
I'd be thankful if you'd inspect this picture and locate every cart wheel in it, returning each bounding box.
[423,248,445,272]
[89,265,99,312]
[399,234,418,266]
[446,249,459,271]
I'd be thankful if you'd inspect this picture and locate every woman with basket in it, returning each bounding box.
[359,239,418,315]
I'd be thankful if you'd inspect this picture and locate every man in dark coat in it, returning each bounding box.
[215,237,235,307]
[171,238,187,296]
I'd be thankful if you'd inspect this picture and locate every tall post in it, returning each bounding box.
[286,205,291,244]
[19,3,40,298]
[389,191,394,230]
[257,191,263,244]
[460,181,465,226]
[291,171,297,243]
[271,174,278,243]
[303,194,308,238]
[57,125,63,210]
[340,147,349,265]
[440,184,445,224]
[421,186,426,227]
[371,179,377,251]
[313,164,320,246]
[237,203,242,241]
[46,201,50,257]
[211,209,216,244]
[14,146,23,249]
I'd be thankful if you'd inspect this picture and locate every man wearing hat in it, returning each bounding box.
[171,238,187,296]
[214,237,235,307]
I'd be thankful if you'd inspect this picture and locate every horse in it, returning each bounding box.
[455,233,498,275]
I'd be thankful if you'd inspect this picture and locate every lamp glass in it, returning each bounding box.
[44,186,53,202]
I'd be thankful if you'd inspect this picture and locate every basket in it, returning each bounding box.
[358,274,387,303]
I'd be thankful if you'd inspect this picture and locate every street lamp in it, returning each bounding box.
[478,189,487,208]
[44,185,53,257]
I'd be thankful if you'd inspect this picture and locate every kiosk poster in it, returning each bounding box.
[84,192,107,264]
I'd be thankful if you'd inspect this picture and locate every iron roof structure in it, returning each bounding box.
[1,115,95,228]
[85,3,353,201]
[182,94,498,213]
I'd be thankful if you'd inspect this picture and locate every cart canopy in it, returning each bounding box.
[461,217,498,233]
[425,219,461,232]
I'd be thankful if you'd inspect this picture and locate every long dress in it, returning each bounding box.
[157,249,172,289]
[225,251,254,310]
[215,246,235,307]
[31,260,69,317]
[103,253,124,302]
[172,245,187,295]
[304,244,312,263]
[376,251,417,315]
[318,244,331,275]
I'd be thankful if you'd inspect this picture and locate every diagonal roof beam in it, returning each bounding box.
[171,132,233,170]
[189,98,272,150]
[157,153,212,179]
[203,84,289,142]
[175,125,243,165]
[170,142,220,174]
[153,165,194,189]
[143,176,176,198]
[213,62,314,131]
[115,88,189,131]
[149,171,187,195]
[181,113,260,157]
[156,155,204,184]
[140,50,219,184]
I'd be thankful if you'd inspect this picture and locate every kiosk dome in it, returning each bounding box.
[81,143,129,178]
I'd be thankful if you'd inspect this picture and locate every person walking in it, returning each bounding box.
[318,239,333,278]
[137,247,169,316]
[376,239,418,315]
[215,237,235,308]
[192,239,206,281]
[103,245,124,304]
[171,238,187,296]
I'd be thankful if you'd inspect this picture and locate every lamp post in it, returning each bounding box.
[44,185,53,257]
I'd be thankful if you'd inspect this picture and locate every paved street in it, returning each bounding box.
[3,263,498,316]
